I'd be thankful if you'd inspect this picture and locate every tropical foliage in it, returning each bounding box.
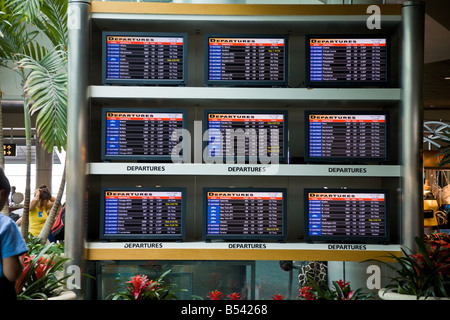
[107,270,187,300]
[18,46,67,153]
[26,233,64,256]
[297,278,373,300]
[368,236,450,299]
[0,0,68,243]
[10,0,68,153]
[15,242,70,300]
[0,0,39,231]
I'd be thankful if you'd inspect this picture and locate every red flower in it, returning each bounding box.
[335,279,350,290]
[15,253,54,294]
[227,292,242,300]
[271,294,285,300]
[410,253,425,262]
[434,240,450,248]
[334,279,353,300]
[297,286,315,300]
[126,274,154,300]
[207,290,224,300]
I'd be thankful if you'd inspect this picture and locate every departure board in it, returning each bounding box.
[204,190,286,241]
[101,189,185,240]
[205,35,288,86]
[305,111,388,163]
[306,35,388,87]
[304,190,388,242]
[102,109,185,161]
[204,111,287,163]
[102,32,187,85]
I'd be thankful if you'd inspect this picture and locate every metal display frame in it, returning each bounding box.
[66,1,425,299]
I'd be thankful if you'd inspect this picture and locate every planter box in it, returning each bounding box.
[47,290,77,300]
[378,288,449,300]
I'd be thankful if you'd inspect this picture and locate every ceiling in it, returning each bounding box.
[422,0,450,116]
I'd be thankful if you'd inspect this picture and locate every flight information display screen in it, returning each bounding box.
[204,110,288,163]
[204,189,286,241]
[205,34,288,86]
[102,32,187,85]
[100,189,185,240]
[306,35,389,87]
[304,189,389,243]
[305,111,388,163]
[101,108,186,161]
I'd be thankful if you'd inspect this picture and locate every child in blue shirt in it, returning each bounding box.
[0,169,28,299]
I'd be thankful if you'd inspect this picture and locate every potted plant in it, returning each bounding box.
[107,269,186,300]
[206,290,244,300]
[205,290,286,300]
[15,242,75,300]
[297,278,373,300]
[368,236,450,300]
[26,234,65,256]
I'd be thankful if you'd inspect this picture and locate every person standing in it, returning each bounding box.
[0,169,28,299]
[9,186,16,205]
[17,185,54,237]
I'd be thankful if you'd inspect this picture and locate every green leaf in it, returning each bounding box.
[17,45,67,152]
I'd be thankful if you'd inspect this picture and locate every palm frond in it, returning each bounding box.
[7,0,67,49]
[38,0,67,49]
[0,11,40,61]
[17,46,67,152]
[23,39,48,62]
[6,0,41,21]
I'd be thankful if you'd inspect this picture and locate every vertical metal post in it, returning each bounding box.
[401,1,425,251]
[66,0,90,299]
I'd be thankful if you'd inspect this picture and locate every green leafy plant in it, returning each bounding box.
[367,236,450,299]
[16,242,71,300]
[0,0,68,245]
[26,233,64,256]
[107,270,186,300]
[298,278,373,300]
